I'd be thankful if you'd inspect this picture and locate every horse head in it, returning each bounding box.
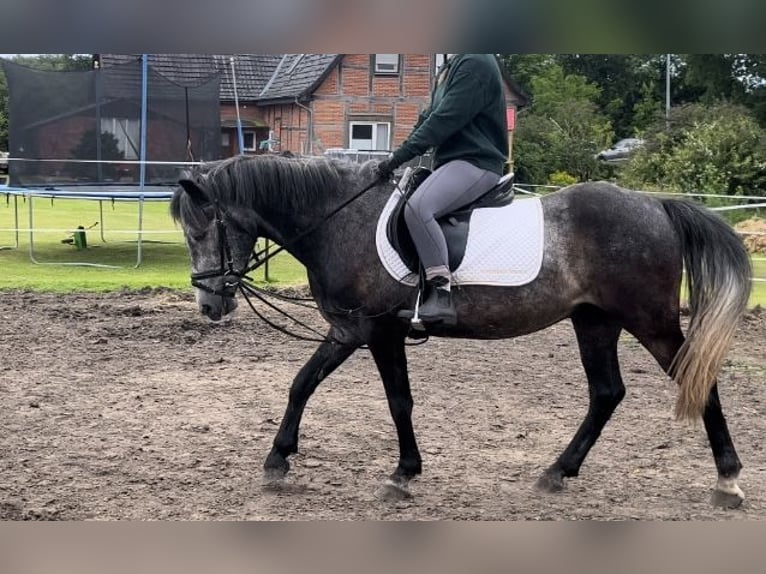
[172,176,260,321]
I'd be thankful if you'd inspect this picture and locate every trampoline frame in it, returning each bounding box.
[1,186,176,268]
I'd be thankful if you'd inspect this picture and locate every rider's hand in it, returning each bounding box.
[375,160,394,180]
[375,154,399,181]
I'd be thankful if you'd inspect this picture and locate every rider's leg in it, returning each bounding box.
[404,160,499,322]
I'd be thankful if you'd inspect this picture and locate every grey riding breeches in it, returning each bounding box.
[403,159,500,281]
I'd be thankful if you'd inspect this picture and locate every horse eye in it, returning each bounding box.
[189,228,208,242]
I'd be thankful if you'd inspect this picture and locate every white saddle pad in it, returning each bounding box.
[375,189,544,287]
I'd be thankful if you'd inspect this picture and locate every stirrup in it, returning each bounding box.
[397,289,427,332]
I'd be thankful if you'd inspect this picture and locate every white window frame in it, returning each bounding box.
[349,121,390,151]
[434,53,447,73]
[374,54,399,75]
[242,131,257,151]
[100,117,140,160]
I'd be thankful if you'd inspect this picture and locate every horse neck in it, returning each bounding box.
[247,172,350,264]
[254,175,383,271]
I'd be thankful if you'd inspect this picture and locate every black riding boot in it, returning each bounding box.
[419,279,457,325]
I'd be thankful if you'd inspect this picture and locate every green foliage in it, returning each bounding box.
[632,81,664,132]
[513,63,613,184]
[0,69,7,151]
[620,103,766,198]
[547,171,578,187]
[499,54,556,96]
[529,64,602,117]
[682,54,745,104]
[9,54,92,72]
[557,54,666,138]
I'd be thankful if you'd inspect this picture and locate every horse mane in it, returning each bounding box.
[171,154,379,229]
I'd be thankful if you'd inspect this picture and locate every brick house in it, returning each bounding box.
[96,54,528,162]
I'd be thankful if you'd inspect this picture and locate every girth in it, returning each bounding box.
[385,167,515,273]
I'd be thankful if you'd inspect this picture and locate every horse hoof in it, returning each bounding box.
[535,472,565,493]
[379,479,413,501]
[262,467,288,486]
[711,489,744,509]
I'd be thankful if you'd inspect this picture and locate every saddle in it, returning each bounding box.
[385,166,515,273]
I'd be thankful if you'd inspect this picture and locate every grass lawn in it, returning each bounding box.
[1,195,764,307]
[751,257,766,308]
[0,197,306,292]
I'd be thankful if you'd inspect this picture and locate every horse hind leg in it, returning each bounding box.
[631,324,744,508]
[537,305,625,493]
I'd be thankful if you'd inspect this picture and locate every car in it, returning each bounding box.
[0,151,8,175]
[596,138,644,161]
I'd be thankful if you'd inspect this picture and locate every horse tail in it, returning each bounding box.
[661,198,752,420]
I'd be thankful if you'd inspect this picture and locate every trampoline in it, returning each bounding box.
[0,54,222,267]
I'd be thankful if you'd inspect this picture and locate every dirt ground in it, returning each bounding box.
[0,289,764,521]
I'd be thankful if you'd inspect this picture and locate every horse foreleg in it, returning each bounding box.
[263,335,356,483]
[368,332,422,499]
[537,306,625,493]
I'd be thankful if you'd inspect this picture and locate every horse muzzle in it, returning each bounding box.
[197,291,239,321]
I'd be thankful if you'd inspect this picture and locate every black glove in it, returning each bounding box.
[375,157,398,181]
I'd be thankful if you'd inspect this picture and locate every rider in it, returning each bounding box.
[376,53,509,325]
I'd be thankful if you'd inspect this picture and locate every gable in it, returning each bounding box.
[257,54,340,103]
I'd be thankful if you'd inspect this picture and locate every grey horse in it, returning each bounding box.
[171,154,752,508]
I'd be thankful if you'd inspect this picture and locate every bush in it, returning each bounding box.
[619,103,766,197]
[547,170,577,187]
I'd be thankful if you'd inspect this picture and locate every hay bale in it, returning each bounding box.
[735,218,766,254]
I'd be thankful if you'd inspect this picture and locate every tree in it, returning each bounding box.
[513,64,613,184]
[557,54,666,139]
[681,54,745,104]
[499,54,556,96]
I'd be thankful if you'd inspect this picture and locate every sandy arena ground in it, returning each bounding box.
[0,289,764,520]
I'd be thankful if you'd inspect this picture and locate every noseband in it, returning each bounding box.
[189,202,255,297]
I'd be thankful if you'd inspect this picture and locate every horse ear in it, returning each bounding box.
[178,179,209,206]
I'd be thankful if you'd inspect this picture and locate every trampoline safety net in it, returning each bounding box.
[2,58,222,188]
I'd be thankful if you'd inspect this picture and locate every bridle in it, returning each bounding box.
[189,200,257,297]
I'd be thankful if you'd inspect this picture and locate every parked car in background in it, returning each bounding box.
[596,138,644,161]
[0,151,8,174]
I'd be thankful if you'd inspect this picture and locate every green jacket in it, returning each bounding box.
[391,54,509,175]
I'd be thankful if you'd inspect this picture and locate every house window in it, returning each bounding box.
[374,54,399,75]
[100,118,140,160]
[243,132,256,151]
[349,122,390,151]
[435,54,447,71]
[221,132,230,147]
[434,54,449,75]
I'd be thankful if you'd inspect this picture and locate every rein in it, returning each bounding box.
[189,173,426,345]
[244,176,382,275]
